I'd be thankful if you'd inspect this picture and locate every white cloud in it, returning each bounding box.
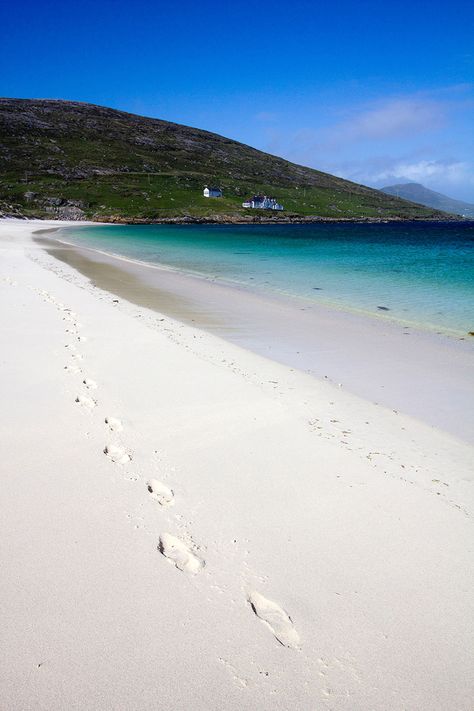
[323,157,474,200]
[325,98,446,145]
[372,159,469,184]
[272,95,452,166]
[357,158,468,186]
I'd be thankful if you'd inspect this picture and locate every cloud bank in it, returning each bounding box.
[325,98,446,144]
[329,158,474,195]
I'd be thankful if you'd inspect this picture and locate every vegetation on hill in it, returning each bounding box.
[0,98,452,222]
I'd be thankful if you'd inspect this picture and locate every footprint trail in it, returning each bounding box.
[248,591,300,649]
[147,479,174,507]
[158,533,204,573]
[104,444,132,464]
[83,378,98,390]
[105,416,123,432]
[75,394,97,409]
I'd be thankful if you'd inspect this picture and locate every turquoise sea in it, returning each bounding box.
[62,221,474,335]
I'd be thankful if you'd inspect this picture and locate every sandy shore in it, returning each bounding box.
[38,228,474,443]
[1,219,473,710]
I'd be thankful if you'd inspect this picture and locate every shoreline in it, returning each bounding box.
[1,219,473,710]
[76,215,466,225]
[37,226,474,443]
[51,224,472,339]
[5,213,468,224]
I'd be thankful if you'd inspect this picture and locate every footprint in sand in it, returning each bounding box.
[65,364,82,374]
[248,591,300,649]
[104,444,132,464]
[83,378,98,390]
[75,395,96,409]
[147,478,174,507]
[105,416,123,433]
[158,533,204,573]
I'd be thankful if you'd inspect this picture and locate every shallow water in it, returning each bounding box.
[62,221,474,335]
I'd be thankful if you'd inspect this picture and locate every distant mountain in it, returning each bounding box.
[0,98,451,222]
[381,183,474,218]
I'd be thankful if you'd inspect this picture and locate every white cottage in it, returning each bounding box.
[203,186,222,198]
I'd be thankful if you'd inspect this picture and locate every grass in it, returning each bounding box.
[0,172,442,221]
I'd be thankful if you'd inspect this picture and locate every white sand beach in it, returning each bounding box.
[1,219,473,710]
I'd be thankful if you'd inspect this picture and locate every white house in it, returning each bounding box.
[242,194,284,211]
[203,186,222,198]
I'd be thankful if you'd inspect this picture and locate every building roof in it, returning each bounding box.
[249,195,277,201]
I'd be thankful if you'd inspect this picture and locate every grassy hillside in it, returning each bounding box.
[0,98,451,222]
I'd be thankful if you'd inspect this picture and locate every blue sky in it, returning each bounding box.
[2,0,473,200]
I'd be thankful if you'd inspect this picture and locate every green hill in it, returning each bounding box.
[0,98,451,222]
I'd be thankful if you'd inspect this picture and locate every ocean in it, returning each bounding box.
[60,221,474,336]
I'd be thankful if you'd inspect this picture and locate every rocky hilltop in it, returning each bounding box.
[0,98,452,222]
